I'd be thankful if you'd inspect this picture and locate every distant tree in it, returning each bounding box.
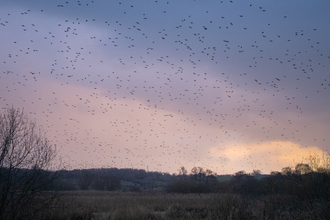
[135,169,147,180]
[270,171,281,176]
[191,166,204,175]
[0,107,59,219]
[166,166,218,193]
[178,166,188,176]
[252,169,261,176]
[77,170,93,190]
[233,170,246,180]
[303,152,330,173]
[105,175,121,191]
[231,170,258,195]
[281,166,293,175]
[294,163,312,175]
[190,166,206,184]
[205,169,216,176]
[190,167,217,193]
[94,175,106,190]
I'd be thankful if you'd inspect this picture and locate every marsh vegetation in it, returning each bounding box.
[38,190,330,220]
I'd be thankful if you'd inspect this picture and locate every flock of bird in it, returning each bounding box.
[0,0,329,174]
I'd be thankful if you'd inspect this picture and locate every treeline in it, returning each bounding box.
[2,163,329,219]
[54,168,173,191]
[50,161,330,202]
[166,163,330,202]
[2,162,330,203]
[165,166,219,193]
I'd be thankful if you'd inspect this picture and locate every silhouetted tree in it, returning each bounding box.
[178,166,188,176]
[230,171,258,195]
[190,167,206,184]
[166,166,218,193]
[295,163,312,175]
[0,107,59,220]
[252,169,261,177]
[281,166,293,175]
[303,152,330,173]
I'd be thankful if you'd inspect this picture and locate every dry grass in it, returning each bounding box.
[39,191,329,220]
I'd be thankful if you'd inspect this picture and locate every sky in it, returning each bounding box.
[1,0,330,174]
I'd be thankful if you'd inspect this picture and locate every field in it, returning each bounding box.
[44,191,328,220]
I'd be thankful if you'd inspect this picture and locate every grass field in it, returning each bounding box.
[42,190,329,220]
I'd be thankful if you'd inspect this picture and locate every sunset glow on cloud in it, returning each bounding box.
[210,141,325,174]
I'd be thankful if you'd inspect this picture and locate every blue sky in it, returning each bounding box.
[1,0,330,174]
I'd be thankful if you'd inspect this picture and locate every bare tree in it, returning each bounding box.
[178,166,188,176]
[0,107,59,220]
[303,152,330,173]
[281,166,293,175]
[252,169,261,176]
[295,163,312,175]
[205,169,216,176]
